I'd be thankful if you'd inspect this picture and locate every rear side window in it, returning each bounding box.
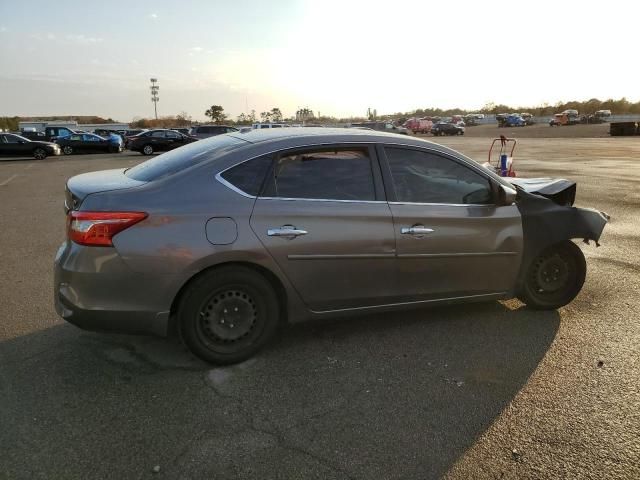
[125,135,247,182]
[384,147,493,205]
[220,155,272,196]
[261,148,376,201]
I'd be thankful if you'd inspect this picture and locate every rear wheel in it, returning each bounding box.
[142,144,154,155]
[33,148,47,160]
[518,241,586,310]
[62,145,73,155]
[178,266,280,365]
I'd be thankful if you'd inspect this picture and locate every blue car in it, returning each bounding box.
[54,133,123,155]
[504,115,526,127]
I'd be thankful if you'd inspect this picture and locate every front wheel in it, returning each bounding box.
[62,145,73,155]
[178,266,281,365]
[142,144,154,155]
[33,148,47,160]
[518,241,586,310]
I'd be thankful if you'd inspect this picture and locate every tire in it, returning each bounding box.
[62,145,73,155]
[142,144,154,155]
[518,241,586,310]
[33,148,47,160]
[178,266,281,365]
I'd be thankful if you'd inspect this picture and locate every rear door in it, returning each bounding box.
[149,130,168,150]
[249,145,397,312]
[380,145,522,301]
[0,134,23,155]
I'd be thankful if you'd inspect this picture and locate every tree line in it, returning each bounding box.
[402,97,640,119]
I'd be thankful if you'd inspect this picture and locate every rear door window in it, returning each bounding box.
[261,147,376,201]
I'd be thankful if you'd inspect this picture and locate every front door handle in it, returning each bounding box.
[401,225,434,235]
[267,225,308,239]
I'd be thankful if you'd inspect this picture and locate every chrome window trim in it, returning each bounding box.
[214,139,497,205]
[259,196,386,204]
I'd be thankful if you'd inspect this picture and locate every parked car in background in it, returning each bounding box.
[171,128,192,136]
[500,114,526,127]
[21,126,77,142]
[127,129,198,155]
[55,128,608,364]
[0,133,61,159]
[350,122,409,135]
[404,117,433,134]
[119,129,147,138]
[521,113,535,125]
[431,122,465,136]
[550,112,580,126]
[94,128,124,140]
[190,125,238,139]
[55,133,123,155]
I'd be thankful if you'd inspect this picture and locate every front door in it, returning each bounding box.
[250,145,397,312]
[164,130,183,150]
[380,145,523,301]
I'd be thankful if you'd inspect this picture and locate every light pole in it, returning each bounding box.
[150,78,159,120]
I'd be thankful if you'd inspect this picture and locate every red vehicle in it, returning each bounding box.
[403,117,433,134]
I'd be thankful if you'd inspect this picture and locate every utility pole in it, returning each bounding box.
[150,78,159,120]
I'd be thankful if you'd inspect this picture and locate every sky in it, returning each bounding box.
[0,0,638,121]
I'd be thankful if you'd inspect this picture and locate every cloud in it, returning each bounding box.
[149,13,158,19]
[0,26,7,33]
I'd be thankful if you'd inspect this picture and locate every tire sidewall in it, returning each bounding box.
[179,267,280,364]
[520,241,586,310]
[143,144,153,155]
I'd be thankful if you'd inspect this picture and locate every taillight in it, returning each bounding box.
[67,211,147,246]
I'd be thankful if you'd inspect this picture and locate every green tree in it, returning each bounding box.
[260,111,271,123]
[204,105,227,124]
[270,107,283,122]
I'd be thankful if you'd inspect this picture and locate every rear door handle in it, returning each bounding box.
[267,225,308,239]
[401,226,434,235]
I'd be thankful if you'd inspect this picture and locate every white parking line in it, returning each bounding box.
[0,174,19,186]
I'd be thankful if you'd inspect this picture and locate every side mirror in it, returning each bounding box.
[499,184,517,205]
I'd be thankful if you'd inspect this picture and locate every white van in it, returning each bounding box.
[252,123,291,129]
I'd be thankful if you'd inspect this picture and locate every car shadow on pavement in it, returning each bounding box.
[0,300,559,480]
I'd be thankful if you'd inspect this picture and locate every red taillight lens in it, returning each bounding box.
[67,211,148,246]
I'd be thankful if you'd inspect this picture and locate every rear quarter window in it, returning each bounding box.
[125,135,247,182]
[220,155,273,196]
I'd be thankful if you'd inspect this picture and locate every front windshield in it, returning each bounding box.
[125,134,248,182]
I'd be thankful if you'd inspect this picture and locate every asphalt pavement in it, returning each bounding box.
[1,139,638,479]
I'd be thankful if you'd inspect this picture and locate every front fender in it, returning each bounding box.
[516,189,609,278]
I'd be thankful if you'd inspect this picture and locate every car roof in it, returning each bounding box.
[224,127,461,156]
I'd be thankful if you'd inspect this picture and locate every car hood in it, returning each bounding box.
[507,177,576,206]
